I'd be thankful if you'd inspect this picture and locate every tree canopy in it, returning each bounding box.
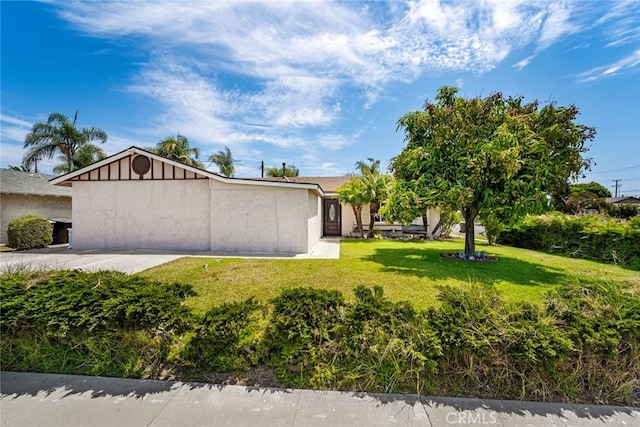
[391,86,595,257]
[23,111,107,174]
[570,182,611,199]
[53,144,107,175]
[265,165,300,177]
[208,146,235,177]
[153,135,203,168]
[336,176,367,238]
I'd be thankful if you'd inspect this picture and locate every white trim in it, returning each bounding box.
[49,146,325,196]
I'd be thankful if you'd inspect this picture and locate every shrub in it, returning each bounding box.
[500,213,640,269]
[183,298,263,371]
[335,286,441,393]
[606,203,639,219]
[261,287,345,385]
[0,270,195,336]
[7,215,52,250]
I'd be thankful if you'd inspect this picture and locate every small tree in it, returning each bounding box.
[354,158,393,237]
[392,86,595,258]
[337,177,367,238]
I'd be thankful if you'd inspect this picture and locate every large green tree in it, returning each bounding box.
[208,146,235,177]
[153,135,203,168]
[23,111,107,173]
[392,86,595,258]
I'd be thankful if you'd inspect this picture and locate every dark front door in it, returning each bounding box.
[323,199,341,236]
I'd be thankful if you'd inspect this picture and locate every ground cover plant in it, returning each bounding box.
[1,270,194,378]
[2,240,639,405]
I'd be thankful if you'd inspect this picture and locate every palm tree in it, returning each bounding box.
[53,144,107,175]
[23,111,107,173]
[355,158,381,176]
[337,177,368,238]
[208,146,235,177]
[8,164,35,173]
[153,135,203,168]
[265,165,300,177]
[354,158,392,236]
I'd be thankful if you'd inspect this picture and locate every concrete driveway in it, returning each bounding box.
[0,246,184,274]
[0,239,341,275]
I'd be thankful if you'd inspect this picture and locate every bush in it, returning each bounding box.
[0,270,195,336]
[183,298,263,371]
[606,203,639,219]
[7,215,52,250]
[261,287,345,386]
[500,213,640,269]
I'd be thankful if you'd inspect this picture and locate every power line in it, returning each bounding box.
[585,165,639,175]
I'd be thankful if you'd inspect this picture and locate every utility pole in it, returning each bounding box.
[261,161,264,178]
[612,179,622,197]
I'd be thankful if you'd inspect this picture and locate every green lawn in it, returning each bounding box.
[141,239,640,315]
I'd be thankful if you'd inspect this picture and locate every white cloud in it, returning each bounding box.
[538,1,579,48]
[513,54,536,70]
[577,49,640,82]
[47,0,634,172]
[0,114,32,128]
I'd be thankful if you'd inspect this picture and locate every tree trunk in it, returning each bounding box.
[463,207,478,258]
[352,205,364,238]
[368,200,379,237]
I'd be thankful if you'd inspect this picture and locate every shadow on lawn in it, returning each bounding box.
[363,244,566,287]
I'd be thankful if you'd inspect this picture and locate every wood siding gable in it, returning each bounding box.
[67,155,208,182]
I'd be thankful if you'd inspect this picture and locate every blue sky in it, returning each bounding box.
[1,0,639,196]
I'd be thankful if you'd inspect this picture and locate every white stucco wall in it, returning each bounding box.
[72,180,211,250]
[307,192,322,251]
[210,181,314,254]
[0,194,72,244]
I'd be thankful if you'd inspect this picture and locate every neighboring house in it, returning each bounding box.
[605,196,640,205]
[0,169,72,244]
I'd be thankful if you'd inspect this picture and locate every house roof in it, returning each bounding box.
[605,196,640,204]
[255,176,351,193]
[0,169,71,197]
[49,146,326,196]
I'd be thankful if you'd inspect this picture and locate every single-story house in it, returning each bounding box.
[1,169,72,244]
[605,196,640,205]
[260,176,441,237]
[50,147,440,254]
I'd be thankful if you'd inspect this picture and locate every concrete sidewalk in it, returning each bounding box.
[0,238,341,274]
[1,372,637,426]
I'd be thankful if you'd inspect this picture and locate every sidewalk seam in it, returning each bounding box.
[290,390,302,427]
[145,383,181,427]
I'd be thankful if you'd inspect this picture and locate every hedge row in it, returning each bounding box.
[1,271,639,404]
[499,213,640,270]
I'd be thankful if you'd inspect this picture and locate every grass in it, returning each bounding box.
[141,239,640,316]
